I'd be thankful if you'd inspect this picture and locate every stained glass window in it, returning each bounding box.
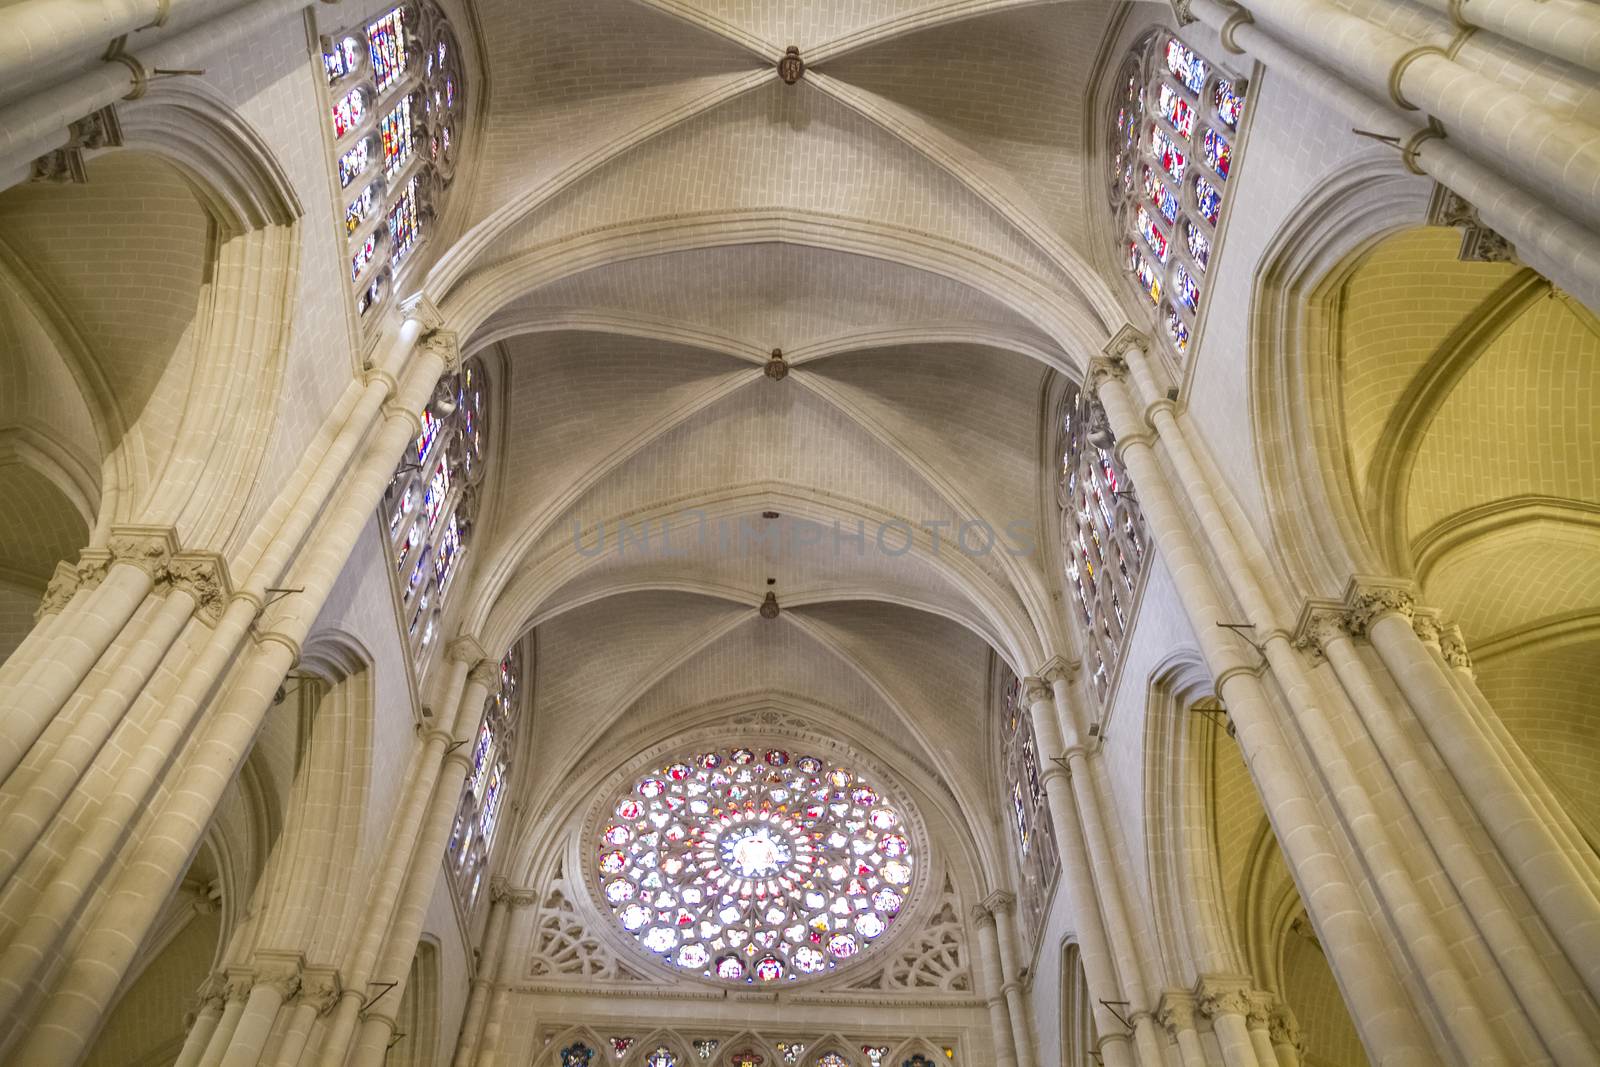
[863,1048,890,1066]
[645,1048,677,1067]
[693,1041,719,1060]
[381,357,492,675]
[444,646,522,911]
[1107,31,1247,360]
[597,745,915,984]
[1057,379,1149,704]
[996,669,1059,949]
[819,1056,851,1067]
[776,1043,806,1065]
[611,1038,635,1059]
[563,1045,595,1067]
[320,1,464,323]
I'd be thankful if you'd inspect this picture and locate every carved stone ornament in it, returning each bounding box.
[1020,675,1052,708]
[31,105,124,184]
[469,657,503,690]
[1440,624,1473,671]
[980,889,1016,915]
[224,973,256,1003]
[34,561,83,620]
[1269,1006,1305,1051]
[1198,986,1253,1019]
[1168,0,1197,24]
[1086,353,1129,388]
[777,46,804,85]
[298,967,342,1014]
[161,552,232,624]
[1344,583,1415,634]
[1291,606,1349,662]
[107,526,180,578]
[1156,993,1197,1037]
[764,348,788,380]
[759,591,780,618]
[419,327,462,371]
[1426,184,1516,264]
[1245,991,1275,1030]
[1410,610,1443,646]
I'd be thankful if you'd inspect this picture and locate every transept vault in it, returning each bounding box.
[0,1,1597,1067]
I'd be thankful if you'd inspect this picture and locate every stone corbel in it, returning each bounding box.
[1167,0,1197,26]
[1427,184,1516,264]
[968,902,996,927]
[30,105,124,184]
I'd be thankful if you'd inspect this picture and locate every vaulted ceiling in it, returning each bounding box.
[425,0,1132,871]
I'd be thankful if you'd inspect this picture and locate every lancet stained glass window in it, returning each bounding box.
[445,647,522,911]
[320,0,465,323]
[1107,30,1249,362]
[597,745,915,984]
[1057,378,1149,703]
[379,357,490,675]
[997,668,1059,947]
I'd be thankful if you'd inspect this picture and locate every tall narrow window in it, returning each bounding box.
[447,647,523,911]
[1107,31,1248,359]
[379,357,490,677]
[1057,379,1148,703]
[319,0,465,323]
[996,666,1059,946]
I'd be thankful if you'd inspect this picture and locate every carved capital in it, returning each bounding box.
[107,525,180,578]
[1101,323,1150,362]
[34,561,82,619]
[1440,624,1473,671]
[1038,656,1075,687]
[448,633,488,666]
[1086,353,1128,389]
[194,973,228,1013]
[298,967,343,1014]
[1020,675,1053,708]
[1291,605,1350,661]
[1427,184,1517,264]
[979,890,1016,916]
[1156,992,1197,1037]
[1343,581,1414,634]
[400,293,446,331]
[468,657,503,691]
[1269,1005,1305,1050]
[968,903,997,927]
[1197,977,1255,1020]
[161,552,232,625]
[1168,0,1196,25]
[419,327,462,372]
[31,105,123,184]
[1245,991,1275,1030]
[1410,609,1443,646]
[224,973,255,1003]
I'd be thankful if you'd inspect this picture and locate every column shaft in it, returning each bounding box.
[198,995,249,1067]
[174,999,225,1067]
[989,901,1037,1067]
[972,912,1020,1067]
[270,1001,319,1067]
[219,981,288,1067]
[1211,1012,1263,1067]
[1092,370,1434,1064]
[452,893,511,1067]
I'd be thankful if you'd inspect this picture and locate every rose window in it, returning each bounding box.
[595,745,916,984]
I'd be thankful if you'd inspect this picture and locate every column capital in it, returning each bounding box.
[1290,600,1351,661]
[1245,991,1275,1030]
[1440,623,1473,671]
[980,889,1016,915]
[223,969,256,1003]
[468,656,503,690]
[1020,674,1053,707]
[105,524,181,579]
[401,293,446,331]
[419,327,462,372]
[299,966,343,1014]
[1086,354,1129,390]
[160,550,233,625]
[969,902,998,927]
[194,972,228,1012]
[1269,1005,1305,1051]
[1156,991,1197,1037]
[492,882,540,908]
[34,560,82,620]
[1410,608,1444,646]
[1341,577,1415,634]
[448,633,489,666]
[1037,656,1075,687]
[1100,323,1150,362]
[1196,975,1254,1019]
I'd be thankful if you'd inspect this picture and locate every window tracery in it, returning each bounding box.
[595,746,915,985]
[320,0,464,323]
[379,357,488,675]
[1056,379,1149,702]
[445,647,521,911]
[1109,31,1248,358]
[996,668,1058,943]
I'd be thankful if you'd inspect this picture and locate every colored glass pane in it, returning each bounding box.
[351,232,378,282]
[331,87,366,138]
[694,1041,719,1060]
[777,1042,806,1064]
[324,35,362,83]
[612,1038,635,1058]
[1165,38,1209,93]
[645,1047,676,1067]
[387,176,420,267]
[599,746,913,983]
[1011,781,1029,853]
[1143,169,1180,224]
[1185,223,1210,271]
[819,1056,851,1067]
[1157,83,1195,138]
[563,1047,594,1067]
[337,139,369,188]
[1135,206,1169,263]
[1203,128,1231,179]
[1213,79,1245,127]
[1175,265,1200,311]
[1166,308,1190,352]
[416,409,441,462]
[1195,176,1221,225]
[379,96,413,178]
[1127,244,1160,305]
[345,181,378,234]
[1151,126,1186,181]
[366,8,407,94]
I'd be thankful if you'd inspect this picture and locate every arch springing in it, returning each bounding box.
[446,646,522,911]
[320,0,465,322]
[1109,31,1249,359]
[1057,380,1149,702]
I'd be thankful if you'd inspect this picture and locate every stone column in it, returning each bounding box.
[451,881,513,1067]
[473,892,537,1067]
[1086,355,1435,1064]
[8,332,458,1067]
[1298,605,1597,1064]
[219,962,300,1067]
[984,891,1037,1067]
[1246,994,1282,1067]
[197,974,254,1067]
[1359,590,1600,1002]
[269,970,339,1067]
[1157,993,1207,1067]
[1027,674,1136,1067]
[971,901,1020,1067]
[173,978,226,1067]
[1270,1006,1304,1067]
[1198,981,1263,1067]
[317,646,486,1067]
